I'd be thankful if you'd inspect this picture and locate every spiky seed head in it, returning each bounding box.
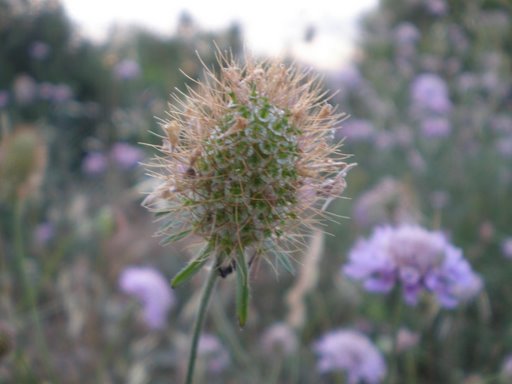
[143,52,353,271]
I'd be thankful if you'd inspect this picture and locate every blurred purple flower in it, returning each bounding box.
[393,23,420,45]
[52,83,73,103]
[39,82,54,100]
[338,65,363,89]
[339,119,375,142]
[421,117,451,138]
[82,152,108,175]
[353,178,419,229]
[497,137,512,158]
[343,225,481,308]
[502,238,512,259]
[0,90,9,108]
[119,266,174,330]
[29,41,50,60]
[314,329,386,383]
[13,74,37,104]
[110,142,144,169]
[261,323,298,356]
[198,334,230,373]
[34,222,55,245]
[425,0,447,15]
[411,74,451,114]
[502,354,512,380]
[114,59,141,80]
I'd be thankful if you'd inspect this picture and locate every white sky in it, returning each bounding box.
[61,0,377,70]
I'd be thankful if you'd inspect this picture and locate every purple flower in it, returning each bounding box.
[0,90,9,108]
[81,152,108,175]
[52,83,73,103]
[198,334,230,373]
[502,238,512,259]
[29,41,50,60]
[261,323,298,355]
[497,137,512,158]
[501,354,512,380]
[411,74,451,114]
[314,329,386,383]
[34,222,55,245]
[420,117,451,138]
[353,178,419,229]
[339,119,375,142]
[13,75,37,104]
[114,59,141,80]
[425,0,447,16]
[119,266,174,329]
[343,225,481,308]
[393,23,420,46]
[110,142,144,169]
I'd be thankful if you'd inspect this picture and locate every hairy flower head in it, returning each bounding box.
[143,52,353,276]
[343,225,481,308]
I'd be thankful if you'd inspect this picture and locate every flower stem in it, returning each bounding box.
[185,261,219,384]
[13,199,53,379]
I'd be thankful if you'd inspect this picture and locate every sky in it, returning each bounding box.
[61,0,377,70]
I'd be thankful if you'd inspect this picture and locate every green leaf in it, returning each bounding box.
[159,229,192,246]
[171,245,211,288]
[235,248,250,327]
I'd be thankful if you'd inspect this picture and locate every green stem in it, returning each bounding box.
[389,290,403,384]
[13,199,52,379]
[185,262,219,384]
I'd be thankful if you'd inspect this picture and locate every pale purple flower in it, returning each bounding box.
[198,334,230,373]
[110,142,144,169]
[353,178,419,229]
[425,0,447,16]
[314,329,386,383]
[502,238,512,259]
[393,23,420,46]
[82,152,108,175]
[0,90,9,108]
[29,41,50,60]
[343,225,481,308]
[339,119,375,142]
[261,323,298,355]
[338,65,363,89]
[119,266,174,329]
[411,74,451,114]
[497,137,512,158]
[13,74,37,104]
[114,59,141,80]
[421,117,451,138]
[501,354,512,380]
[52,83,73,103]
[34,222,55,245]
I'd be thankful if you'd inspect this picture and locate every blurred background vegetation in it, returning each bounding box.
[0,0,511,383]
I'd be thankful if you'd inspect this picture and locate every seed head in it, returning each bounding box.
[143,52,353,273]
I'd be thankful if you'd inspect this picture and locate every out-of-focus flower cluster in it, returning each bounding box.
[119,266,175,329]
[344,225,482,308]
[314,329,386,383]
